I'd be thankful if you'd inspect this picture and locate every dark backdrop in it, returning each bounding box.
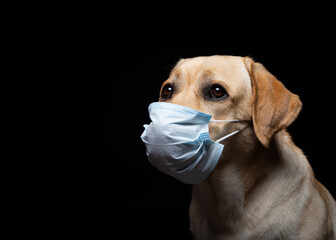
[49,31,335,238]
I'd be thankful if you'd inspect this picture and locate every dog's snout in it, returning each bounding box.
[170,90,201,111]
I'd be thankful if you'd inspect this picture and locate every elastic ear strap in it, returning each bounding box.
[209,119,241,123]
[215,123,250,143]
[215,130,241,143]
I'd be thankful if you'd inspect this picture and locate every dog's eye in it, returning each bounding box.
[208,84,227,100]
[161,84,173,99]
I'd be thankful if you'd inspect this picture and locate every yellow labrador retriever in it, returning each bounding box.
[158,56,336,240]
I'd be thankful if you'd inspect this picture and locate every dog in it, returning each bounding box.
[157,55,336,239]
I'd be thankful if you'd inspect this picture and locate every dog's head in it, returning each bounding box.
[159,55,302,148]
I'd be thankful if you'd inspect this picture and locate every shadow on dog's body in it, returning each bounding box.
[159,56,336,239]
[190,130,336,240]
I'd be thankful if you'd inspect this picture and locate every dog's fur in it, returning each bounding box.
[159,56,336,240]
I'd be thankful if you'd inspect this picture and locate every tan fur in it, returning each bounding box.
[159,55,336,240]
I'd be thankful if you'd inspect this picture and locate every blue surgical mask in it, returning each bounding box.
[140,102,243,184]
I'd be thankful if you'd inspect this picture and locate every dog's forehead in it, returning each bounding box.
[173,55,251,93]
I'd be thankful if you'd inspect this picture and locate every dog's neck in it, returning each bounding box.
[191,128,311,234]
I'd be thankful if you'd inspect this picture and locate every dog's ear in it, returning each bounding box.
[244,57,302,148]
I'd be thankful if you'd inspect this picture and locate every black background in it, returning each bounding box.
[49,30,335,238]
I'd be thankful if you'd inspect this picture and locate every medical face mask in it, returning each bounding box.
[140,102,243,184]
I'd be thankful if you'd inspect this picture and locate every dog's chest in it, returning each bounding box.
[189,171,302,239]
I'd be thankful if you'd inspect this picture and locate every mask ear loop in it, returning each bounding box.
[209,119,240,123]
[209,119,249,143]
[215,129,241,143]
